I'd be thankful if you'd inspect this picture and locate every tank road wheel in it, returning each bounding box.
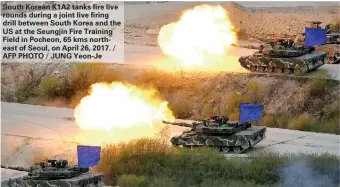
[250,65,257,71]
[241,141,250,150]
[294,64,308,75]
[277,68,284,73]
[294,69,302,75]
[258,66,265,72]
[267,66,274,72]
[233,146,242,154]
[184,145,192,149]
[283,68,292,74]
[216,147,221,152]
[329,56,334,64]
[221,147,230,154]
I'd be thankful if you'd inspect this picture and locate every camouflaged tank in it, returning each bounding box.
[163,116,267,154]
[238,40,328,75]
[314,33,339,64]
[315,43,340,64]
[1,159,104,187]
[290,21,339,64]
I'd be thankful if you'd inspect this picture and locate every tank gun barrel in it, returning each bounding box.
[1,165,31,172]
[162,120,193,127]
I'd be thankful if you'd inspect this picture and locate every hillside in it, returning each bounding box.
[1,63,339,134]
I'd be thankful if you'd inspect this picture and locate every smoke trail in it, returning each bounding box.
[279,158,339,187]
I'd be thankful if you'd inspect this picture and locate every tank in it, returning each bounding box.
[1,159,104,187]
[325,33,340,44]
[293,21,339,64]
[238,40,328,75]
[163,116,267,154]
[315,44,340,64]
[320,31,340,64]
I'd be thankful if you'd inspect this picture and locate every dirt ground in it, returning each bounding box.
[124,2,339,47]
[2,2,339,99]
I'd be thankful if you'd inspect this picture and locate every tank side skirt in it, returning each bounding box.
[239,51,327,75]
[7,174,104,187]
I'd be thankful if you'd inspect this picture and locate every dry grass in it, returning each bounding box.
[64,63,121,99]
[329,18,340,32]
[118,175,149,187]
[245,80,265,103]
[224,80,264,121]
[288,114,311,130]
[10,66,340,134]
[225,93,242,120]
[309,78,326,97]
[96,138,340,187]
[36,76,63,99]
[261,115,276,126]
[96,138,175,185]
[134,70,183,98]
[168,99,193,119]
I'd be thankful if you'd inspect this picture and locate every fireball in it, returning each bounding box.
[158,4,238,69]
[73,82,175,145]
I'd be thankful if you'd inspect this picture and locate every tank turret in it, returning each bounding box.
[2,159,89,180]
[163,116,266,154]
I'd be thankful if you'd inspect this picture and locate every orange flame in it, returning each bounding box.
[158,5,242,71]
[73,82,174,145]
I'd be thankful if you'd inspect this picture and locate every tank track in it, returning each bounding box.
[239,51,328,75]
[239,57,327,75]
[175,133,266,154]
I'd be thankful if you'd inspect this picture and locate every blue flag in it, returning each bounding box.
[239,103,263,124]
[304,27,327,47]
[77,145,101,168]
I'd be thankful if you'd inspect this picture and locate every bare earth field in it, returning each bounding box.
[2,2,340,98]
[123,1,339,46]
